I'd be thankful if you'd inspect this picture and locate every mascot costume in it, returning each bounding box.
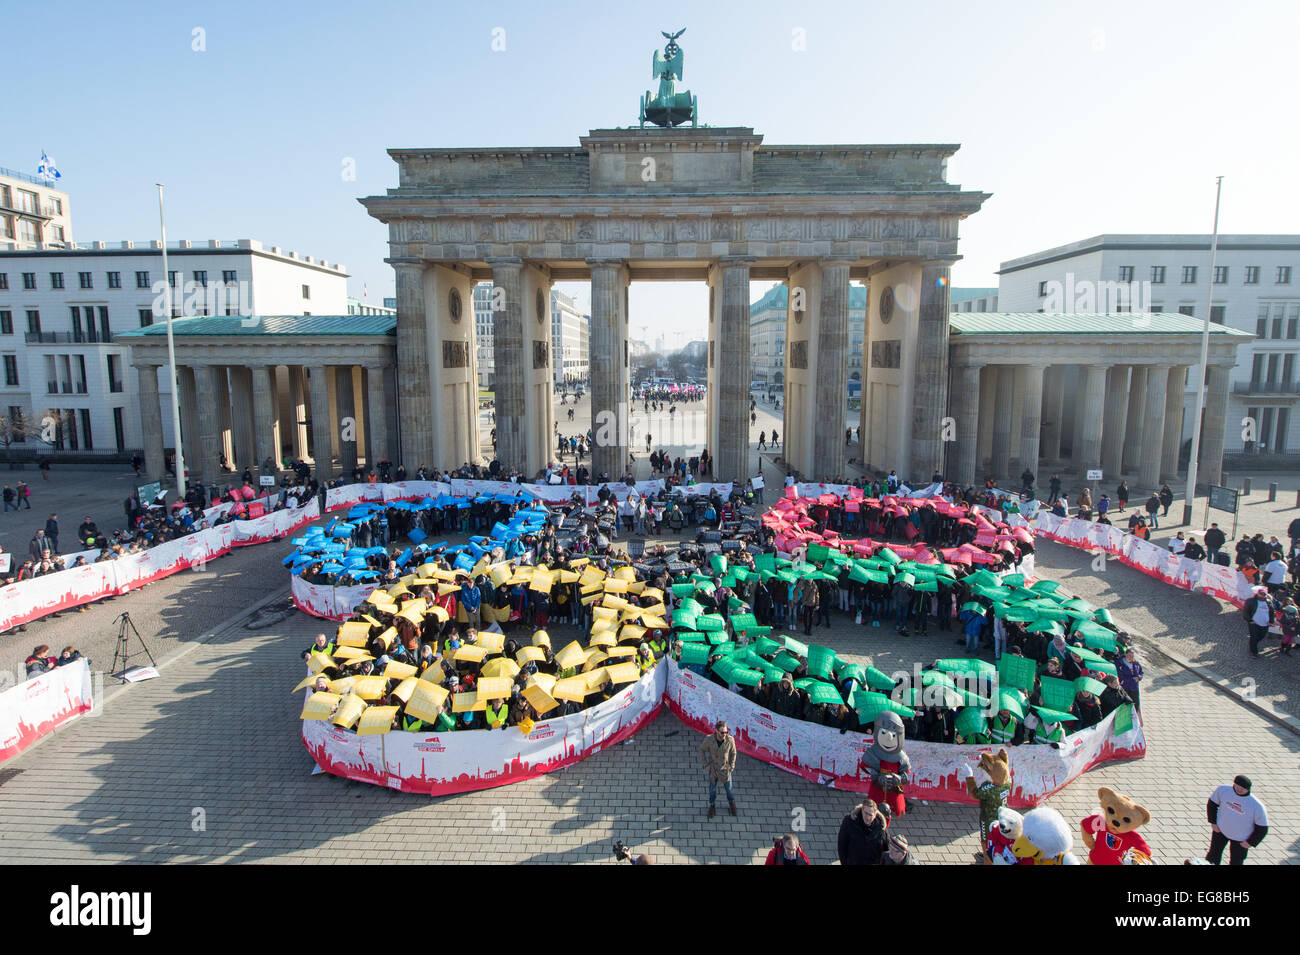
[860,710,911,817]
[1080,786,1154,865]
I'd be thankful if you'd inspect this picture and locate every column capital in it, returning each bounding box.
[388,259,426,271]
[486,257,524,270]
[817,258,855,270]
[716,255,756,267]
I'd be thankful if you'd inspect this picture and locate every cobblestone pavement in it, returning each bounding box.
[0,533,1296,864]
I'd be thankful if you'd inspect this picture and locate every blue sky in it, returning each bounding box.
[9,0,1297,343]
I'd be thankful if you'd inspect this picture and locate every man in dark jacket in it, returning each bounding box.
[1243,586,1274,657]
[1205,523,1227,563]
[837,799,889,865]
[44,514,59,553]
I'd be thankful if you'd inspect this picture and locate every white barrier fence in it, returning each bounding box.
[0,500,321,632]
[1034,512,1252,607]
[0,659,94,762]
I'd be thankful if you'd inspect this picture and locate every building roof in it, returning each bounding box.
[949,312,1253,336]
[998,234,1300,274]
[116,314,396,339]
[949,286,997,303]
[751,283,868,313]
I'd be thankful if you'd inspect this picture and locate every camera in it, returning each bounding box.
[612,840,631,862]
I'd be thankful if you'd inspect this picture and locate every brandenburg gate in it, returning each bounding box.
[361,34,988,483]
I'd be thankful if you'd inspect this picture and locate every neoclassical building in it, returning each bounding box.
[116,127,1253,492]
[359,126,988,483]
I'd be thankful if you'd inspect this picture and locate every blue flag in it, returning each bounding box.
[36,151,61,184]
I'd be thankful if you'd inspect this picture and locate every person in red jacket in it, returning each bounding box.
[764,834,811,865]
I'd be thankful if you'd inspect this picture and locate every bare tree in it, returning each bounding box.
[0,408,61,469]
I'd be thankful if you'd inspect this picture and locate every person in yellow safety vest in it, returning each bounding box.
[636,643,656,675]
[1025,708,1067,744]
[484,697,509,730]
[988,709,1022,745]
[647,633,668,659]
[301,633,335,660]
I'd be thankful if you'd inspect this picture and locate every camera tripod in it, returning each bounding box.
[110,611,156,683]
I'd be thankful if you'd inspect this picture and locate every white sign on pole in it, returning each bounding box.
[1086,469,1103,481]
[259,476,276,487]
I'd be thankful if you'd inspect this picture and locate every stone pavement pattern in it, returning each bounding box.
[0,537,1296,864]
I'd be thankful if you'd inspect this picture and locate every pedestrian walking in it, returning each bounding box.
[1116,480,1129,511]
[1144,492,1160,530]
[17,481,30,509]
[699,719,737,818]
[1243,585,1273,657]
[44,513,59,553]
[1206,775,1268,865]
[837,799,889,865]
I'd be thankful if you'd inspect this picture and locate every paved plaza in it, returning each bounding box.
[0,502,1296,864]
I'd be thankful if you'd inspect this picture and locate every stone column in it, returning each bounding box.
[228,366,255,470]
[336,365,358,474]
[588,260,628,482]
[178,365,200,482]
[990,366,1014,480]
[911,263,951,478]
[716,257,754,482]
[976,365,998,474]
[1101,366,1129,479]
[1138,365,1169,488]
[215,368,234,470]
[251,365,279,475]
[1198,364,1230,487]
[1161,365,1186,480]
[1078,364,1109,472]
[1018,363,1046,486]
[394,261,433,472]
[365,366,389,468]
[814,260,851,479]
[287,365,308,461]
[193,364,221,486]
[954,363,982,486]
[1040,366,1064,464]
[134,364,165,479]
[489,259,526,473]
[1122,365,1148,474]
[308,366,333,478]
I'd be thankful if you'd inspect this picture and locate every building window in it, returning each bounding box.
[22,272,36,290]
[98,306,110,341]
[1279,266,1293,285]
[139,309,153,328]
[1118,265,1134,283]
[1285,353,1296,387]
[1178,305,1195,317]
[77,271,92,289]
[19,220,39,243]
[1244,266,1260,285]
[1273,315,1284,339]
[107,271,121,289]
[17,190,38,214]
[1150,266,1166,284]
[135,270,150,289]
[222,270,237,284]
[1250,357,1264,386]
[1210,305,1225,325]
[0,217,12,239]
[113,407,125,451]
[1288,305,1299,340]
[79,408,92,450]
[0,311,10,335]
[3,355,17,387]
[0,184,9,206]
[168,271,177,288]
[1213,266,1228,284]
[301,284,311,300]
[0,273,7,290]
[193,270,207,287]
[70,306,84,342]
[107,355,123,393]
[1181,266,1197,284]
[50,271,64,289]
[26,310,40,334]
[51,225,65,243]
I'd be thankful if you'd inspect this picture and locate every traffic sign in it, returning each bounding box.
[1085,469,1103,481]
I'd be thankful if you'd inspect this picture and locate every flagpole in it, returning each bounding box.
[157,184,187,501]
[1181,176,1223,526]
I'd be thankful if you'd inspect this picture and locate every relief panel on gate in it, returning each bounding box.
[533,341,549,369]
[789,340,808,369]
[443,340,469,368]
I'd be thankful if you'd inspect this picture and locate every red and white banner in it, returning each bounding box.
[663,660,1145,808]
[303,664,666,795]
[291,575,374,621]
[0,501,321,633]
[1035,512,1253,607]
[0,659,94,762]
